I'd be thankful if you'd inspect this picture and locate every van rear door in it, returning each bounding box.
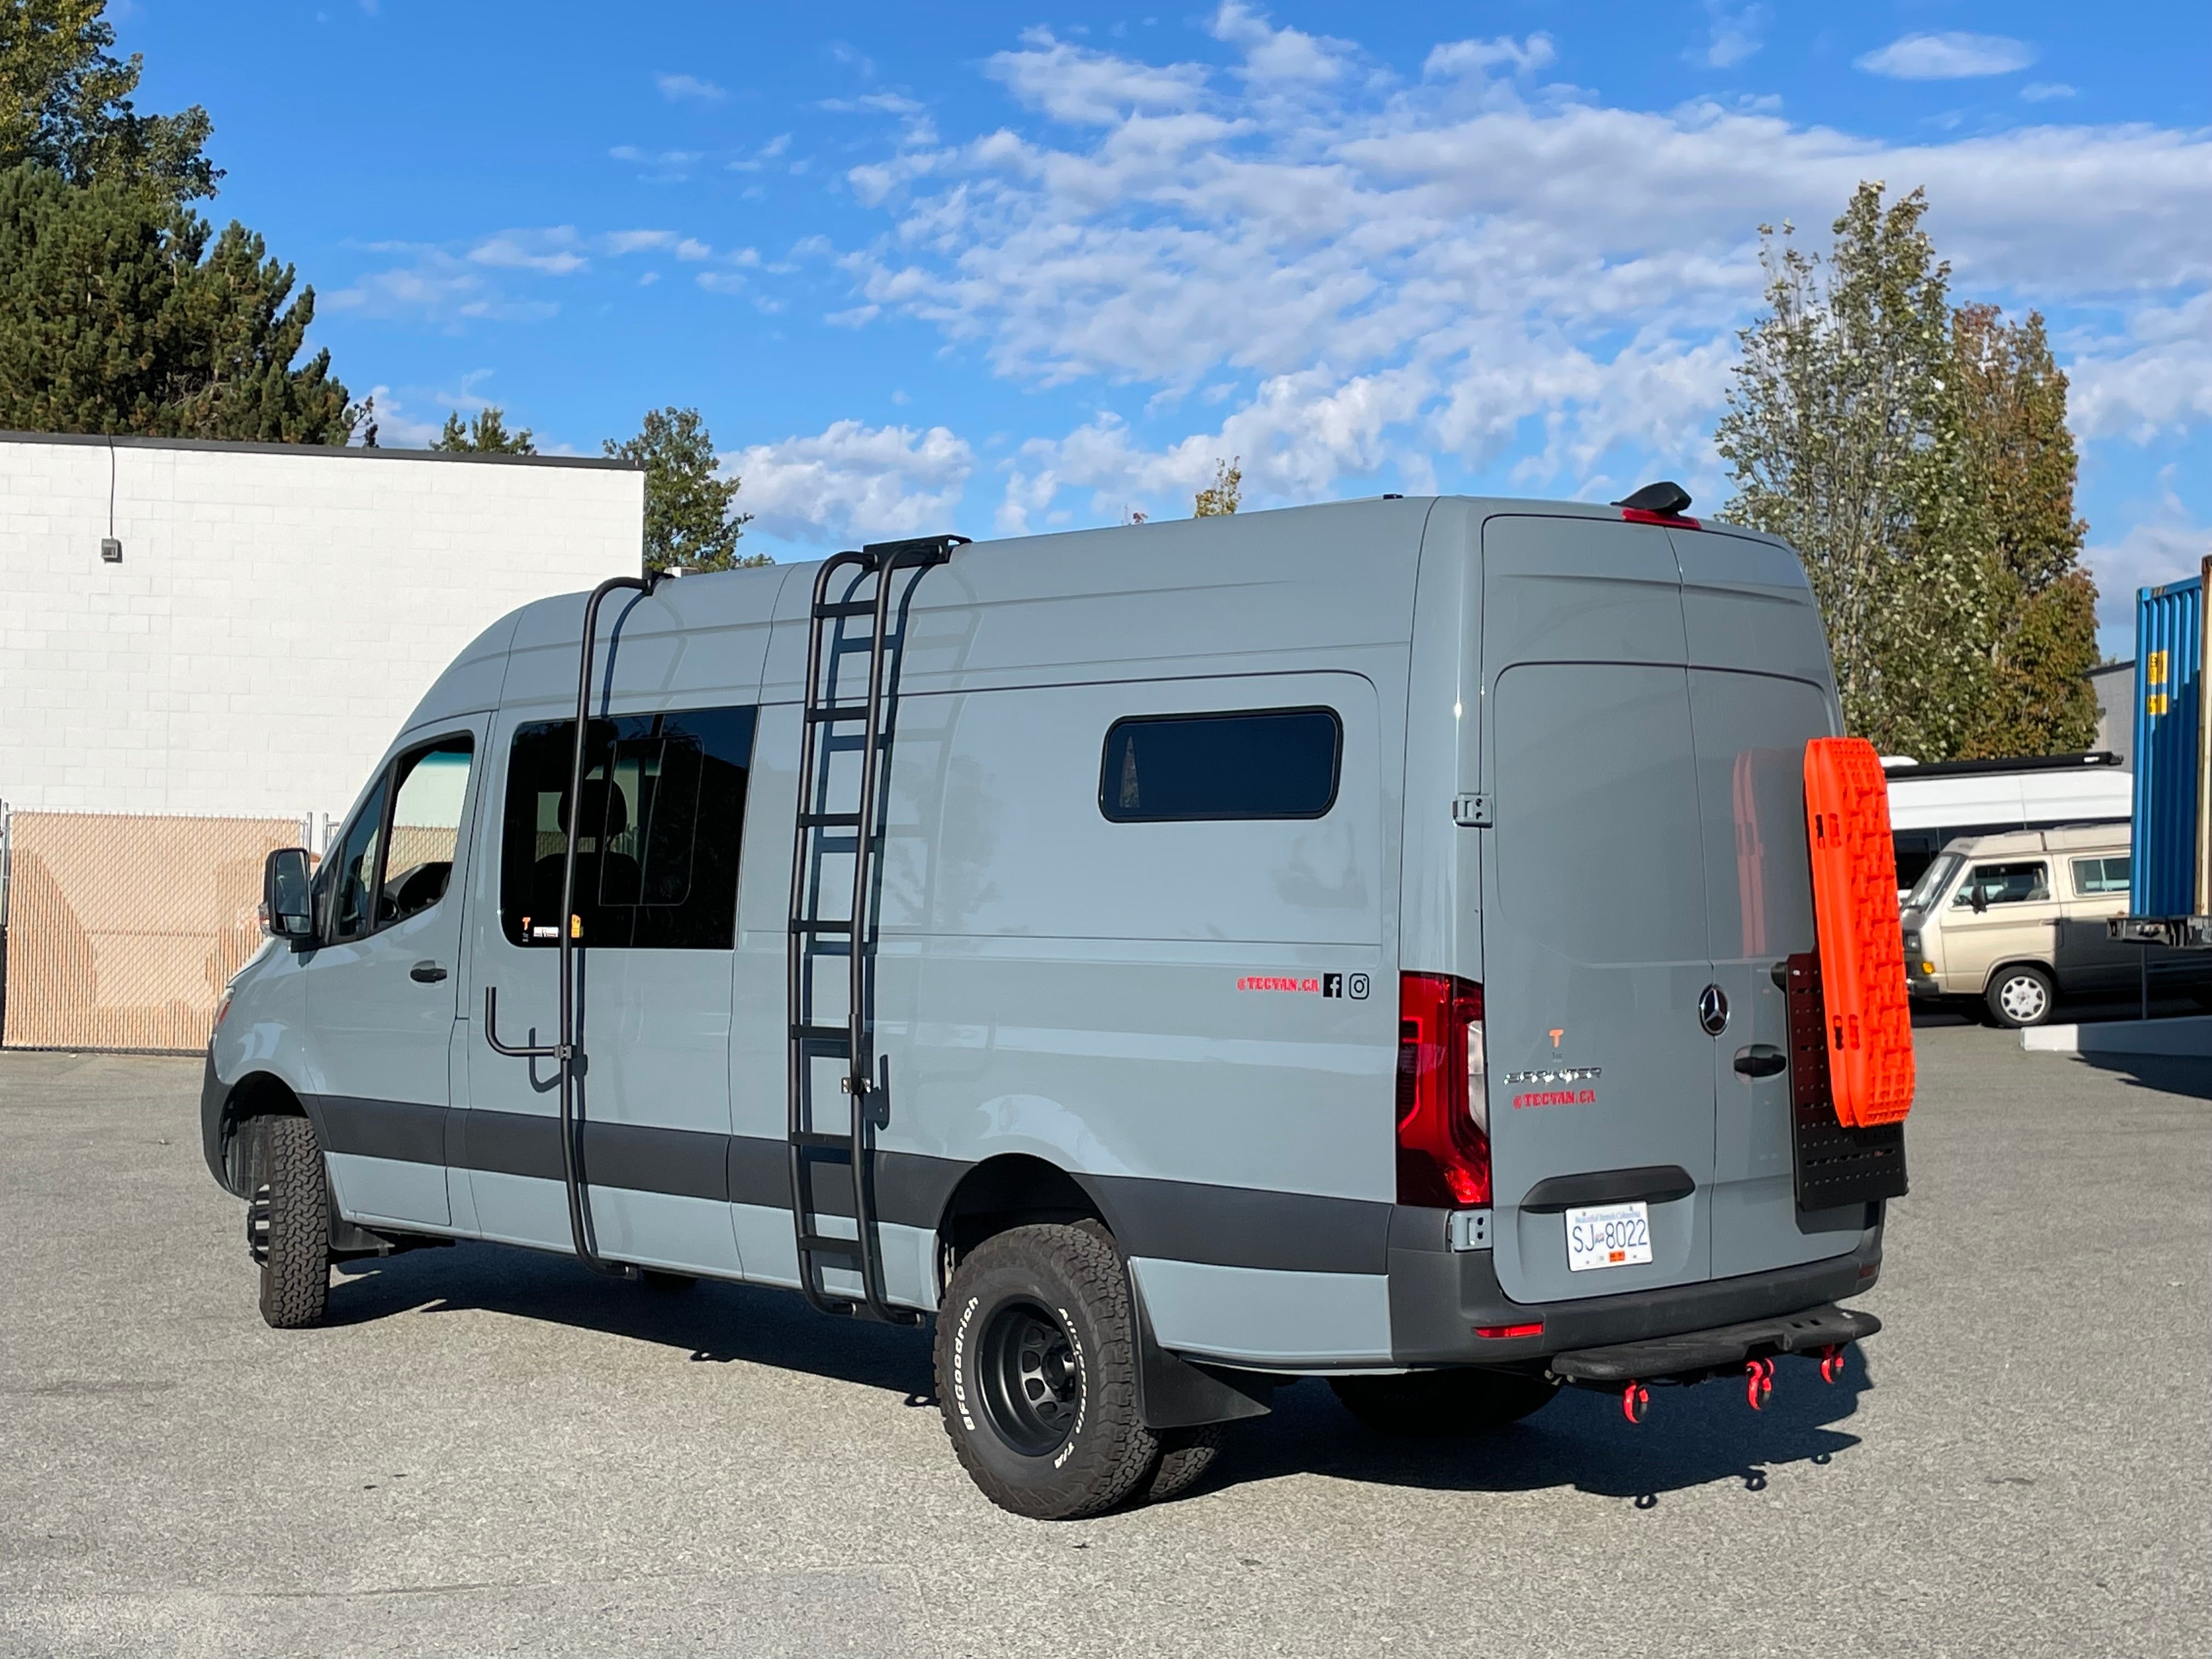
[1676,528,1864,1271]
[1480,516,1717,1304]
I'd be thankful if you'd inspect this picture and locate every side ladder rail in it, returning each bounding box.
[784,535,964,1322]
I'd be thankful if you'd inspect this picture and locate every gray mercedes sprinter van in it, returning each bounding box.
[205,492,1899,1518]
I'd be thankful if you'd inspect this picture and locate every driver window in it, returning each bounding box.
[380,737,475,927]
[1955,860,2050,907]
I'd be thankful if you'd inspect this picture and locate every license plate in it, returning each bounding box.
[1566,1201,1652,1272]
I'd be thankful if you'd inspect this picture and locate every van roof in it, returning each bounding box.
[1942,823,2130,859]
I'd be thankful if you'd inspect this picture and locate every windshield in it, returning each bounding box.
[1905,851,1961,913]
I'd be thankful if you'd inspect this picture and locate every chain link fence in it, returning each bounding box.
[1,809,312,1053]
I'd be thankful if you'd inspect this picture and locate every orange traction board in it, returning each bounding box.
[1803,737,1915,1127]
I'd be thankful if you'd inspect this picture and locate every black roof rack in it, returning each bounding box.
[1880,751,2123,782]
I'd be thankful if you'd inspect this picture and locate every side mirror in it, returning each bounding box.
[262,848,315,945]
[1970,887,1989,915]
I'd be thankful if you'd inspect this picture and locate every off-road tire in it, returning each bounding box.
[1141,1424,1222,1504]
[935,1223,1159,1520]
[256,1116,331,1329]
[1330,1368,1559,1438]
[1985,963,2057,1028]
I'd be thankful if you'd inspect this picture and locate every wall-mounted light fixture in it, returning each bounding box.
[100,537,123,563]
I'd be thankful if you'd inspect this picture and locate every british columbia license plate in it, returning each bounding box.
[1565,1201,1652,1272]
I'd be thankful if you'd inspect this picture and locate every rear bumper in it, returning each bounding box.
[1550,1302,1879,1385]
[1384,1205,1882,1367]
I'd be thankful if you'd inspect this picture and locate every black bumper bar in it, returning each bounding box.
[1548,1302,1880,1386]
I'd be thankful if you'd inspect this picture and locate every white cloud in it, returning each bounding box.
[1855,32,2036,80]
[606,228,678,255]
[467,229,588,274]
[1699,3,1767,70]
[2021,82,2076,102]
[2084,476,2210,635]
[731,421,974,545]
[656,72,726,102]
[1423,34,1556,80]
[324,245,558,325]
[2069,293,2212,442]
[822,7,2212,526]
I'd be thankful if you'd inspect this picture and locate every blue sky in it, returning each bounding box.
[121,1,2212,654]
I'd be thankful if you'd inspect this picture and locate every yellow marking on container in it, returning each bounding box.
[2148,650,2169,686]
[2148,693,2170,717]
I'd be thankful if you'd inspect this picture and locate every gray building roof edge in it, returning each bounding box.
[0,427,641,471]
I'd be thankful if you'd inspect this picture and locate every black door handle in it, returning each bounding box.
[1733,1043,1787,1079]
[410,961,448,983]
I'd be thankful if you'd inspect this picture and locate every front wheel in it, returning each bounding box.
[252,1116,331,1329]
[1330,1368,1559,1438]
[1986,964,2057,1028]
[934,1223,1159,1519]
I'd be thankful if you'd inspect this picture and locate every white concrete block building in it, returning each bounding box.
[1,431,642,828]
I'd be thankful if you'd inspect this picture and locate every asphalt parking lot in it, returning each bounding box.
[3,1024,2207,1659]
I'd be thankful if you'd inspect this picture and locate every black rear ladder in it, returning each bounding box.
[785,534,964,1321]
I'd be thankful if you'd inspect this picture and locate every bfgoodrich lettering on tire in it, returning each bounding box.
[254,1115,331,1329]
[933,1222,1159,1520]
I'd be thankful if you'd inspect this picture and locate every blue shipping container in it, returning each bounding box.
[2131,575,2202,916]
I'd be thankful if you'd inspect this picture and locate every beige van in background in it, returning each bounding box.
[1902,825,2212,1026]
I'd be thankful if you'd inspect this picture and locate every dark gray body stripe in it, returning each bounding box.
[305,1096,1390,1274]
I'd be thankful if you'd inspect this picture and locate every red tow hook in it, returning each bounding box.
[1622,1381,1650,1425]
[1745,1357,1775,1410]
[1819,1344,1847,1385]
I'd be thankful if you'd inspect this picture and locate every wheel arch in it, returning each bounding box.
[934,1153,1111,1273]
[205,1067,308,1198]
[1980,957,2057,997]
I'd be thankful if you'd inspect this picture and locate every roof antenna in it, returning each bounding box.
[1613,481,1692,516]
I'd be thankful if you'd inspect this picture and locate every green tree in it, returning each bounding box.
[433,406,536,454]
[1,0,217,202]
[1193,455,1242,516]
[0,162,353,441]
[603,405,761,572]
[1716,183,1996,758]
[1952,302,2100,755]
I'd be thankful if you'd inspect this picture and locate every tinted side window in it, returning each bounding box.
[1099,708,1341,822]
[499,706,755,950]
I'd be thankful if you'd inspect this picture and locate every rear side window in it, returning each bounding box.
[499,706,756,949]
[1099,707,1341,822]
[2070,855,2130,896]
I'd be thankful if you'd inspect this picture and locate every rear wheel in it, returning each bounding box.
[934,1223,1159,1519]
[1141,1424,1222,1503]
[1986,964,2057,1028]
[1330,1369,1559,1438]
[253,1116,331,1329]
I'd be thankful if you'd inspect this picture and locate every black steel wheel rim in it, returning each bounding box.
[976,1296,1080,1457]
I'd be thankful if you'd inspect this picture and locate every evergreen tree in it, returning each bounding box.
[1,0,217,202]
[603,406,762,572]
[1717,183,1996,758]
[0,162,353,442]
[1953,303,2100,754]
[1193,455,1242,516]
[432,406,536,454]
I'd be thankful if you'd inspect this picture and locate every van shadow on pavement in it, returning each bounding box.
[327,1241,1870,1506]
[2073,1051,2212,1102]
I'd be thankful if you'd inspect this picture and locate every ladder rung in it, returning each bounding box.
[815,600,881,620]
[798,1233,861,1256]
[805,704,872,724]
[789,917,853,934]
[790,1023,853,1046]
[792,1130,853,1153]
[797,811,861,828]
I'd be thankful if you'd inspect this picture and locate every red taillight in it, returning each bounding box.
[1621,507,1701,529]
[1475,1323,1544,1340]
[1396,972,1491,1207]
